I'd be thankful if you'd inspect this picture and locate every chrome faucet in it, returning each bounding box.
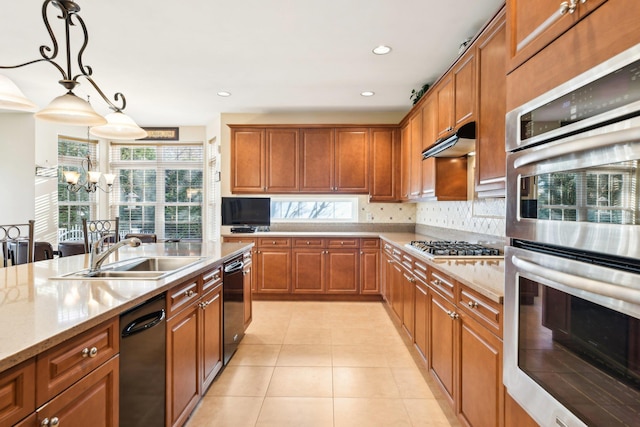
[88,235,142,275]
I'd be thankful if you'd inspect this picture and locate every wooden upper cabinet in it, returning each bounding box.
[400,123,411,200]
[299,128,335,193]
[266,129,299,192]
[334,128,370,193]
[421,97,437,198]
[436,76,455,138]
[409,111,423,199]
[506,0,607,72]
[476,8,507,197]
[369,127,398,202]
[453,50,476,127]
[230,128,265,193]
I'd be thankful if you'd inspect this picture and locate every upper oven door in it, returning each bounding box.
[506,116,640,257]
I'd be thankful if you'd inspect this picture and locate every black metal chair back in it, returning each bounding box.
[82,217,120,253]
[0,220,35,267]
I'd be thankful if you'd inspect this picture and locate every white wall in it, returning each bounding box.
[0,113,35,225]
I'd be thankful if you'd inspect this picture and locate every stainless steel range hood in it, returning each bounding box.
[421,121,476,159]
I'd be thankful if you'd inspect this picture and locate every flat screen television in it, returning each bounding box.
[221,197,271,232]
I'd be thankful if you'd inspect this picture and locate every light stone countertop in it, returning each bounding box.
[0,242,251,372]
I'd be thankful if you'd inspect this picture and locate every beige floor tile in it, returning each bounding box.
[334,397,412,427]
[284,327,332,345]
[403,398,462,426]
[392,367,438,399]
[266,366,333,397]
[185,396,263,427]
[208,366,274,397]
[332,327,403,346]
[332,345,389,367]
[276,344,333,367]
[256,397,333,427]
[228,344,281,366]
[333,366,400,398]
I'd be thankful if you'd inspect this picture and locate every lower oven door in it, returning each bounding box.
[504,244,640,427]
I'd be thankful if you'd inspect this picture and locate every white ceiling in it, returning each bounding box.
[0,0,504,127]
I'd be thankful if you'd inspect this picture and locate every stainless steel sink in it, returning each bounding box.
[52,256,206,280]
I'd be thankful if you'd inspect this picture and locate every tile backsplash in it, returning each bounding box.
[416,198,506,238]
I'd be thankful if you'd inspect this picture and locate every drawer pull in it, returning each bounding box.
[467,301,479,309]
[82,346,98,358]
[447,311,459,320]
[272,241,276,244]
[184,289,196,298]
[41,417,60,426]
[306,241,310,245]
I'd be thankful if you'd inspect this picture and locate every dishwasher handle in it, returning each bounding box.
[224,260,244,274]
[122,310,166,338]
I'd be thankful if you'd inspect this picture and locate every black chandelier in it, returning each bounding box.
[0,1,147,139]
[64,154,114,193]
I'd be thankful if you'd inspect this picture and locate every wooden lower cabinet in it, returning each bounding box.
[401,269,415,339]
[458,311,503,427]
[326,249,359,294]
[380,245,393,303]
[200,285,223,392]
[414,280,429,360]
[292,248,326,293]
[360,248,380,294]
[0,359,35,426]
[429,290,457,405]
[242,254,253,328]
[256,248,291,293]
[389,261,404,322]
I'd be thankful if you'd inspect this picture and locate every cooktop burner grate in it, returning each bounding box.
[407,240,502,258]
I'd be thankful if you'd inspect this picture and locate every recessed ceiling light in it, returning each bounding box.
[361,91,375,97]
[217,91,231,97]
[372,45,392,55]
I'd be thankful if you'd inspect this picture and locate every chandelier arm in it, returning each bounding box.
[76,74,127,112]
[70,12,93,78]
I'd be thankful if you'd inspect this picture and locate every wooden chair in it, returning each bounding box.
[82,217,120,253]
[124,233,157,243]
[0,220,35,267]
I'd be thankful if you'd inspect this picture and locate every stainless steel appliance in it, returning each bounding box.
[119,293,166,427]
[405,240,502,259]
[505,43,640,427]
[223,256,245,364]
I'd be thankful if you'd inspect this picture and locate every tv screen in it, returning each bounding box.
[221,197,271,227]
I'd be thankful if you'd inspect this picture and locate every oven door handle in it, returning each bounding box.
[511,254,640,306]
[513,125,640,168]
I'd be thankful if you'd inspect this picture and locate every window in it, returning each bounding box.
[270,197,358,222]
[110,143,204,240]
[57,136,97,241]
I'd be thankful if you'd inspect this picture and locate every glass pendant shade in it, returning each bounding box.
[0,74,38,112]
[34,92,107,126]
[90,111,148,140]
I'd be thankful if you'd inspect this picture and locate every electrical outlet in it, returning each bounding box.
[366,212,373,221]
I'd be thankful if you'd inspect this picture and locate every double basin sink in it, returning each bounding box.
[54,256,206,280]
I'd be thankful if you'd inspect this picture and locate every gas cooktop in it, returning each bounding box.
[406,240,503,259]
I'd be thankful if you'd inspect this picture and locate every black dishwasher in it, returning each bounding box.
[223,256,245,364]
[119,293,166,427]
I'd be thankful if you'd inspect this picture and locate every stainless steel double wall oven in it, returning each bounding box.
[504,44,640,427]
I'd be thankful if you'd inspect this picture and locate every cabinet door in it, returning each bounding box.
[326,249,359,294]
[292,249,326,293]
[231,128,265,193]
[429,291,457,404]
[400,123,411,200]
[458,312,503,427]
[300,128,334,192]
[0,359,35,426]
[409,111,423,199]
[256,249,291,293]
[335,128,369,193]
[243,260,253,328]
[476,10,507,197]
[454,50,476,126]
[36,356,118,427]
[360,249,379,294]
[421,97,437,198]
[401,270,415,339]
[414,281,428,360]
[436,76,455,138]
[390,261,404,322]
[167,305,199,427]
[380,247,393,303]
[266,128,299,192]
[200,286,223,392]
[369,128,398,202]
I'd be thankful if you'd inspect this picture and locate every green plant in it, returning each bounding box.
[410,83,430,105]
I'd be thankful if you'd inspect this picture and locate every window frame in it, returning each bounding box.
[270,196,359,223]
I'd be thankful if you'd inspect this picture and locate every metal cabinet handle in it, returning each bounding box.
[41,417,59,427]
[184,289,195,297]
[446,311,459,320]
[82,346,98,358]
[560,0,578,14]
[467,301,479,309]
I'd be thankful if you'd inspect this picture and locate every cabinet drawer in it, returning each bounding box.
[0,358,35,426]
[167,278,200,317]
[258,237,291,248]
[202,265,222,294]
[458,284,503,336]
[327,238,359,248]
[242,250,252,264]
[36,318,119,406]
[361,238,380,249]
[429,269,457,302]
[391,247,403,262]
[292,238,325,248]
[382,242,393,256]
[401,253,413,270]
[224,237,257,245]
[413,259,428,283]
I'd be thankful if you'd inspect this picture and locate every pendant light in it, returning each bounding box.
[0,74,37,112]
[90,111,148,140]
